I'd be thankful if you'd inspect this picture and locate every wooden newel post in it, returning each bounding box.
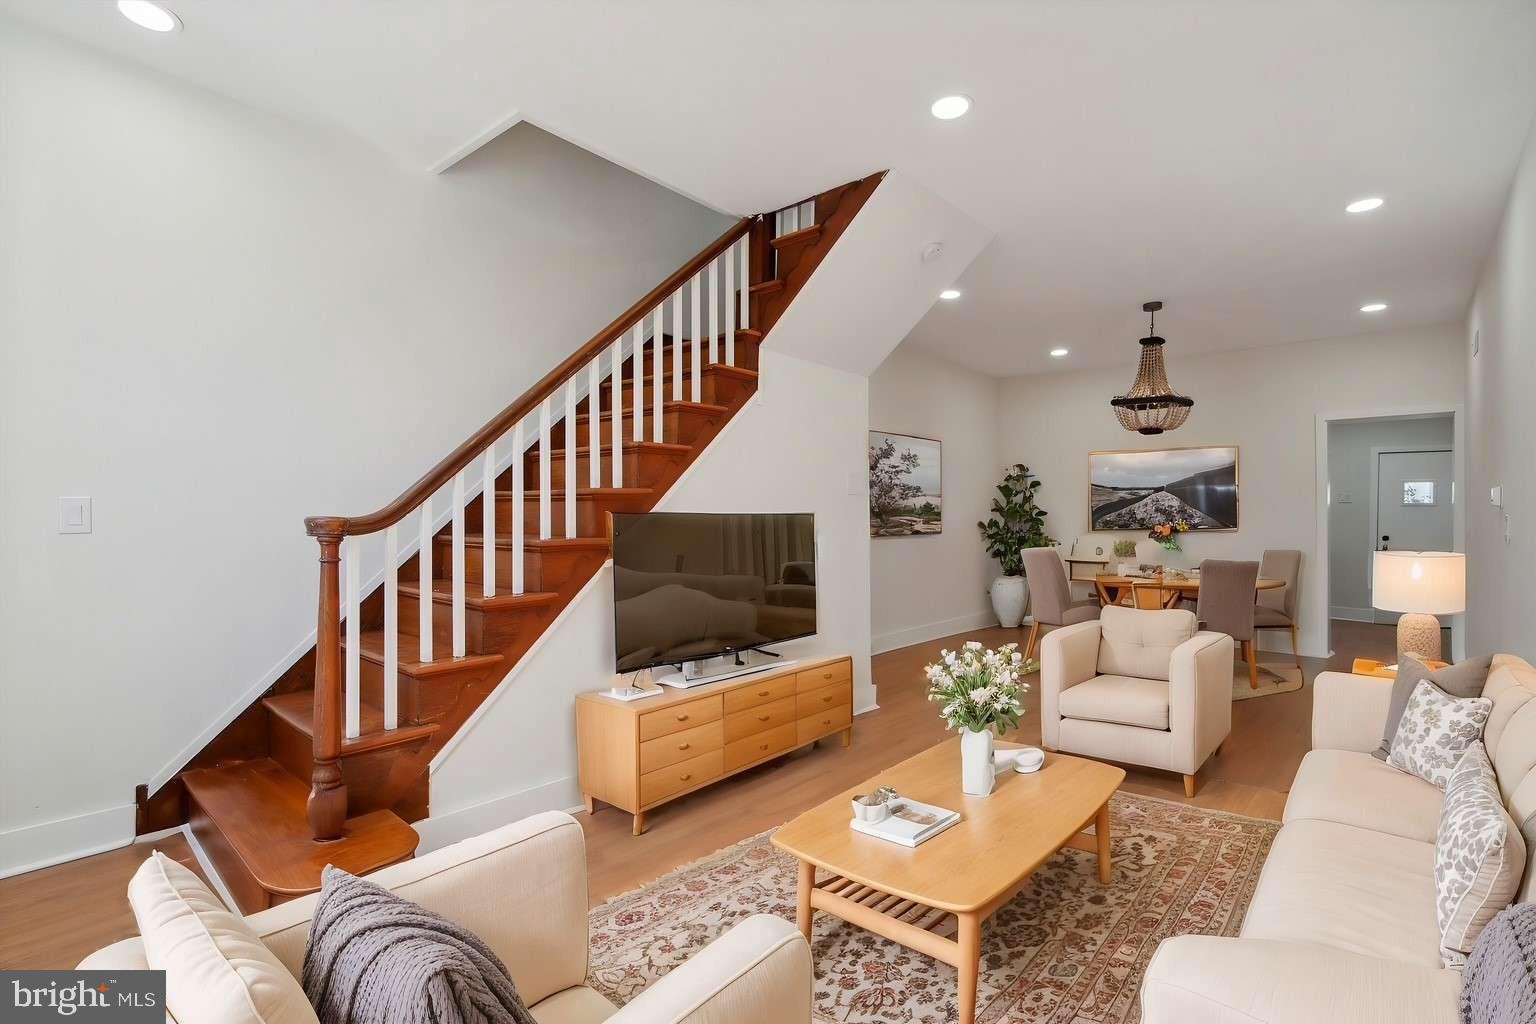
[305,517,348,841]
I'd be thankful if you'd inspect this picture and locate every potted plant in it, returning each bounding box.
[976,464,1055,627]
[926,641,1034,795]
[1112,539,1138,575]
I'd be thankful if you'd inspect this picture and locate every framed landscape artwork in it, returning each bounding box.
[869,430,942,536]
[1089,445,1239,531]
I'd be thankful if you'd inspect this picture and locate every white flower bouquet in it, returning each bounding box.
[925,640,1035,735]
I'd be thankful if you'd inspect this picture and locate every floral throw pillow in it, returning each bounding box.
[1388,679,1492,788]
[1434,743,1525,965]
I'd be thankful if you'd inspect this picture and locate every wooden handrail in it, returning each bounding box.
[303,215,754,540]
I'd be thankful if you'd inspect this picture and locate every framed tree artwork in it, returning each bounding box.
[869,431,942,537]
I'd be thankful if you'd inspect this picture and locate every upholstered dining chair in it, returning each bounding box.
[1022,547,1101,660]
[1196,559,1261,688]
[1254,549,1303,673]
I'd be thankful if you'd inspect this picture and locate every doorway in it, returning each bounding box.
[1371,448,1453,622]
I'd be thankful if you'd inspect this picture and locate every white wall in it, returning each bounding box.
[868,346,1001,652]
[1326,416,1454,619]
[422,351,872,848]
[0,21,734,875]
[995,324,1465,658]
[1465,120,1536,661]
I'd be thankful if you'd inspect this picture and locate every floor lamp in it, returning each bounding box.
[1371,550,1465,663]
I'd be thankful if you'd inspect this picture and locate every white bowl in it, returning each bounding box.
[851,798,890,823]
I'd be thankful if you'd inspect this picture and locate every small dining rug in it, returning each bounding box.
[587,792,1278,1024]
[1230,661,1305,701]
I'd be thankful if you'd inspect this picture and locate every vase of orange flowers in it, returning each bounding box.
[1148,520,1190,552]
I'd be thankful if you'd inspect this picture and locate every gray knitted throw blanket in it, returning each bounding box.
[1462,901,1536,1024]
[302,866,538,1024]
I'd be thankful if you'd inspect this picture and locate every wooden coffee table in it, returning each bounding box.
[772,739,1124,1024]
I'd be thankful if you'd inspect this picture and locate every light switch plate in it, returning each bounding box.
[1336,490,1354,503]
[58,496,92,534]
[1490,485,1503,508]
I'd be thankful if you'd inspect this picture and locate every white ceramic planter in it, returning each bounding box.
[960,727,996,796]
[989,575,1027,628]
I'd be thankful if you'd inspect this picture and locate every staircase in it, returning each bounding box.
[136,172,884,912]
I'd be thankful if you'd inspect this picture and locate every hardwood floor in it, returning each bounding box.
[0,619,1400,969]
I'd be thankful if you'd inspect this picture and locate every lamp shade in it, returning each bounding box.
[1372,551,1465,615]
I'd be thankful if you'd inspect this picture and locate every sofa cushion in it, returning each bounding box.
[1284,749,1444,843]
[1435,743,1527,965]
[127,852,319,1024]
[528,986,616,1024]
[1389,679,1492,788]
[1374,654,1493,761]
[1095,606,1194,682]
[1240,819,1443,967]
[1479,655,1536,902]
[1057,674,1169,730]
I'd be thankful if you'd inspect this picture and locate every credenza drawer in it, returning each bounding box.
[723,722,797,771]
[723,674,798,714]
[723,695,798,743]
[797,680,850,717]
[639,720,723,774]
[796,660,852,693]
[640,749,722,806]
[797,703,852,745]
[638,694,723,742]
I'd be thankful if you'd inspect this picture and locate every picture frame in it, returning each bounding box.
[869,430,942,537]
[1088,444,1239,531]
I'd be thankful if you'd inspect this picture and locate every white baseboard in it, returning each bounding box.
[872,611,998,655]
[415,776,584,856]
[1330,606,1377,623]
[0,803,136,879]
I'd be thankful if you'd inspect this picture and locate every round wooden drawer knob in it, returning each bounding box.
[677,742,690,751]
[822,695,833,703]
[759,743,769,751]
[757,714,770,722]
[757,690,770,696]
[675,714,689,722]
[680,773,692,782]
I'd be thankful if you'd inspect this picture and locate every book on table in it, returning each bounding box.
[849,798,960,848]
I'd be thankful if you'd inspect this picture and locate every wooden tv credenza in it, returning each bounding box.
[576,655,854,835]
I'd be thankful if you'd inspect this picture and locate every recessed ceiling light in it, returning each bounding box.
[117,1,181,32]
[1346,196,1384,214]
[1360,302,1388,313]
[1050,348,1070,358]
[939,288,962,301]
[930,95,972,121]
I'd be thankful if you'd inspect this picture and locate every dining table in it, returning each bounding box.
[1093,572,1286,610]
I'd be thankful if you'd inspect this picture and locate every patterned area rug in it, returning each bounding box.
[588,792,1278,1023]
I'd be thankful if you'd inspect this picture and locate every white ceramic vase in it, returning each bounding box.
[960,727,996,796]
[989,575,1027,628]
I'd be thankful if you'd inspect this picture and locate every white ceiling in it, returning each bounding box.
[6,0,1534,377]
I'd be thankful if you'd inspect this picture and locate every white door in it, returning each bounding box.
[1372,449,1453,622]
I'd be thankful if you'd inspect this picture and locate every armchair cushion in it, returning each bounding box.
[1095,606,1194,681]
[1057,675,1169,730]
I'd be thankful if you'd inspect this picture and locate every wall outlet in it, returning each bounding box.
[58,496,92,534]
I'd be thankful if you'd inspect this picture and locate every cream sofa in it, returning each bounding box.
[1040,606,1234,795]
[1143,653,1536,1024]
[82,811,812,1024]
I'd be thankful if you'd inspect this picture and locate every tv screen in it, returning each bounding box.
[611,512,816,673]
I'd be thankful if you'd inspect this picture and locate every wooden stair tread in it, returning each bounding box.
[182,759,418,895]
[540,440,692,460]
[770,224,822,249]
[263,691,438,753]
[456,534,610,551]
[500,486,655,500]
[398,578,560,612]
[575,401,728,423]
[349,630,505,675]
[749,279,784,296]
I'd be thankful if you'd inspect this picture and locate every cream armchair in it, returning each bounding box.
[1040,606,1233,797]
[81,812,812,1024]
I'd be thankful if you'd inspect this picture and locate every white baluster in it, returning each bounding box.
[651,305,664,443]
[671,287,683,401]
[538,397,552,541]
[690,273,702,403]
[587,357,600,489]
[511,421,525,595]
[482,442,496,600]
[451,469,465,658]
[739,236,750,331]
[344,536,360,739]
[564,380,577,537]
[610,338,624,487]
[724,242,736,368]
[418,495,433,663]
[631,322,644,443]
[708,258,719,365]
[383,524,398,730]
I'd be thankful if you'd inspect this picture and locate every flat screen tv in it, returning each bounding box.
[611,512,816,673]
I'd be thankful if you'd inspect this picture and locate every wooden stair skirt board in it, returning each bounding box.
[134,171,886,913]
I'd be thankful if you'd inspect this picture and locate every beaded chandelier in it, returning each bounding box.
[1110,300,1194,435]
